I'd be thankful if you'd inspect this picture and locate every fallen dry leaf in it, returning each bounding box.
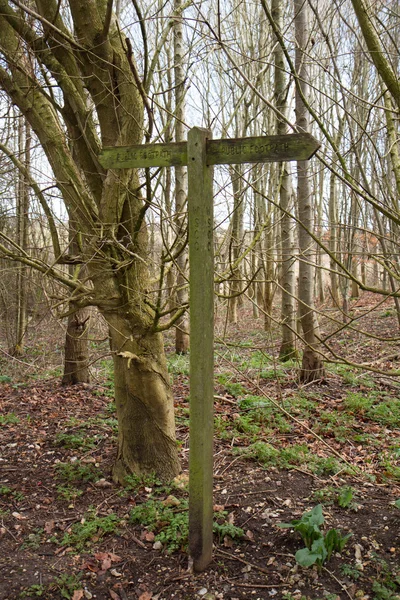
[162,495,180,507]
[108,591,120,600]
[94,478,113,488]
[138,592,153,600]
[44,520,55,533]
[110,568,122,577]
[71,590,84,600]
[101,557,112,571]
[223,535,234,548]
[12,512,27,520]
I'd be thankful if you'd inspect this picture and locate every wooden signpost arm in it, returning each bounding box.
[99,132,320,169]
[187,127,214,572]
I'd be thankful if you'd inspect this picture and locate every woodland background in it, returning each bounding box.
[0,1,400,599]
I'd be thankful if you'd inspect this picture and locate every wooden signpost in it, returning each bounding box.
[99,128,320,572]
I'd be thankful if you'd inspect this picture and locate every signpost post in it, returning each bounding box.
[99,128,320,572]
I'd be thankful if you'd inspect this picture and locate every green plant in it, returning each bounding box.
[217,374,247,397]
[130,498,243,553]
[0,486,24,502]
[56,511,120,551]
[176,406,190,428]
[379,309,394,318]
[369,399,400,427]
[337,486,356,508]
[167,353,190,376]
[312,486,358,510]
[57,485,84,503]
[370,554,400,598]
[372,581,400,600]
[213,520,244,541]
[55,431,99,450]
[19,584,46,597]
[0,375,12,383]
[52,573,82,599]
[130,498,189,552]
[106,400,116,413]
[21,528,44,550]
[340,563,361,580]
[0,412,20,425]
[124,471,164,491]
[54,461,102,484]
[279,505,352,568]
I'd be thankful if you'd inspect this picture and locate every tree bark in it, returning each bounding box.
[294,0,325,382]
[272,0,296,360]
[173,0,189,354]
[13,115,30,356]
[62,308,91,385]
[227,166,244,324]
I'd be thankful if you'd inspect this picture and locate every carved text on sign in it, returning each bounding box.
[218,140,291,156]
[116,148,173,163]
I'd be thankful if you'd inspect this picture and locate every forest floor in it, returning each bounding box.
[0,293,399,600]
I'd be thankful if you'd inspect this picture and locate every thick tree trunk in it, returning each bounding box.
[107,313,180,482]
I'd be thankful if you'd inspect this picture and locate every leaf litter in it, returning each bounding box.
[0,298,399,599]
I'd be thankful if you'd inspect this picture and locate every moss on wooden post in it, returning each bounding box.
[187,127,214,572]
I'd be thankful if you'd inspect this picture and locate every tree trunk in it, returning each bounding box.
[173,0,189,354]
[328,168,340,306]
[62,308,91,384]
[107,310,180,482]
[227,166,244,324]
[272,0,296,360]
[13,115,30,356]
[294,0,325,382]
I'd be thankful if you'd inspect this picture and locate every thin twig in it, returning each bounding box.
[322,565,354,600]
[215,548,270,574]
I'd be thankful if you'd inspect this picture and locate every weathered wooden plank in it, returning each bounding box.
[99,132,320,169]
[99,141,187,169]
[187,127,214,573]
[206,132,320,165]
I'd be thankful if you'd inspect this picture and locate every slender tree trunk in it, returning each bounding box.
[173,0,189,353]
[263,214,274,331]
[315,168,325,304]
[62,308,91,384]
[273,0,296,360]
[13,115,30,356]
[227,166,244,324]
[62,223,90,385]
[328,167,340,306]
[294,0,325,382]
